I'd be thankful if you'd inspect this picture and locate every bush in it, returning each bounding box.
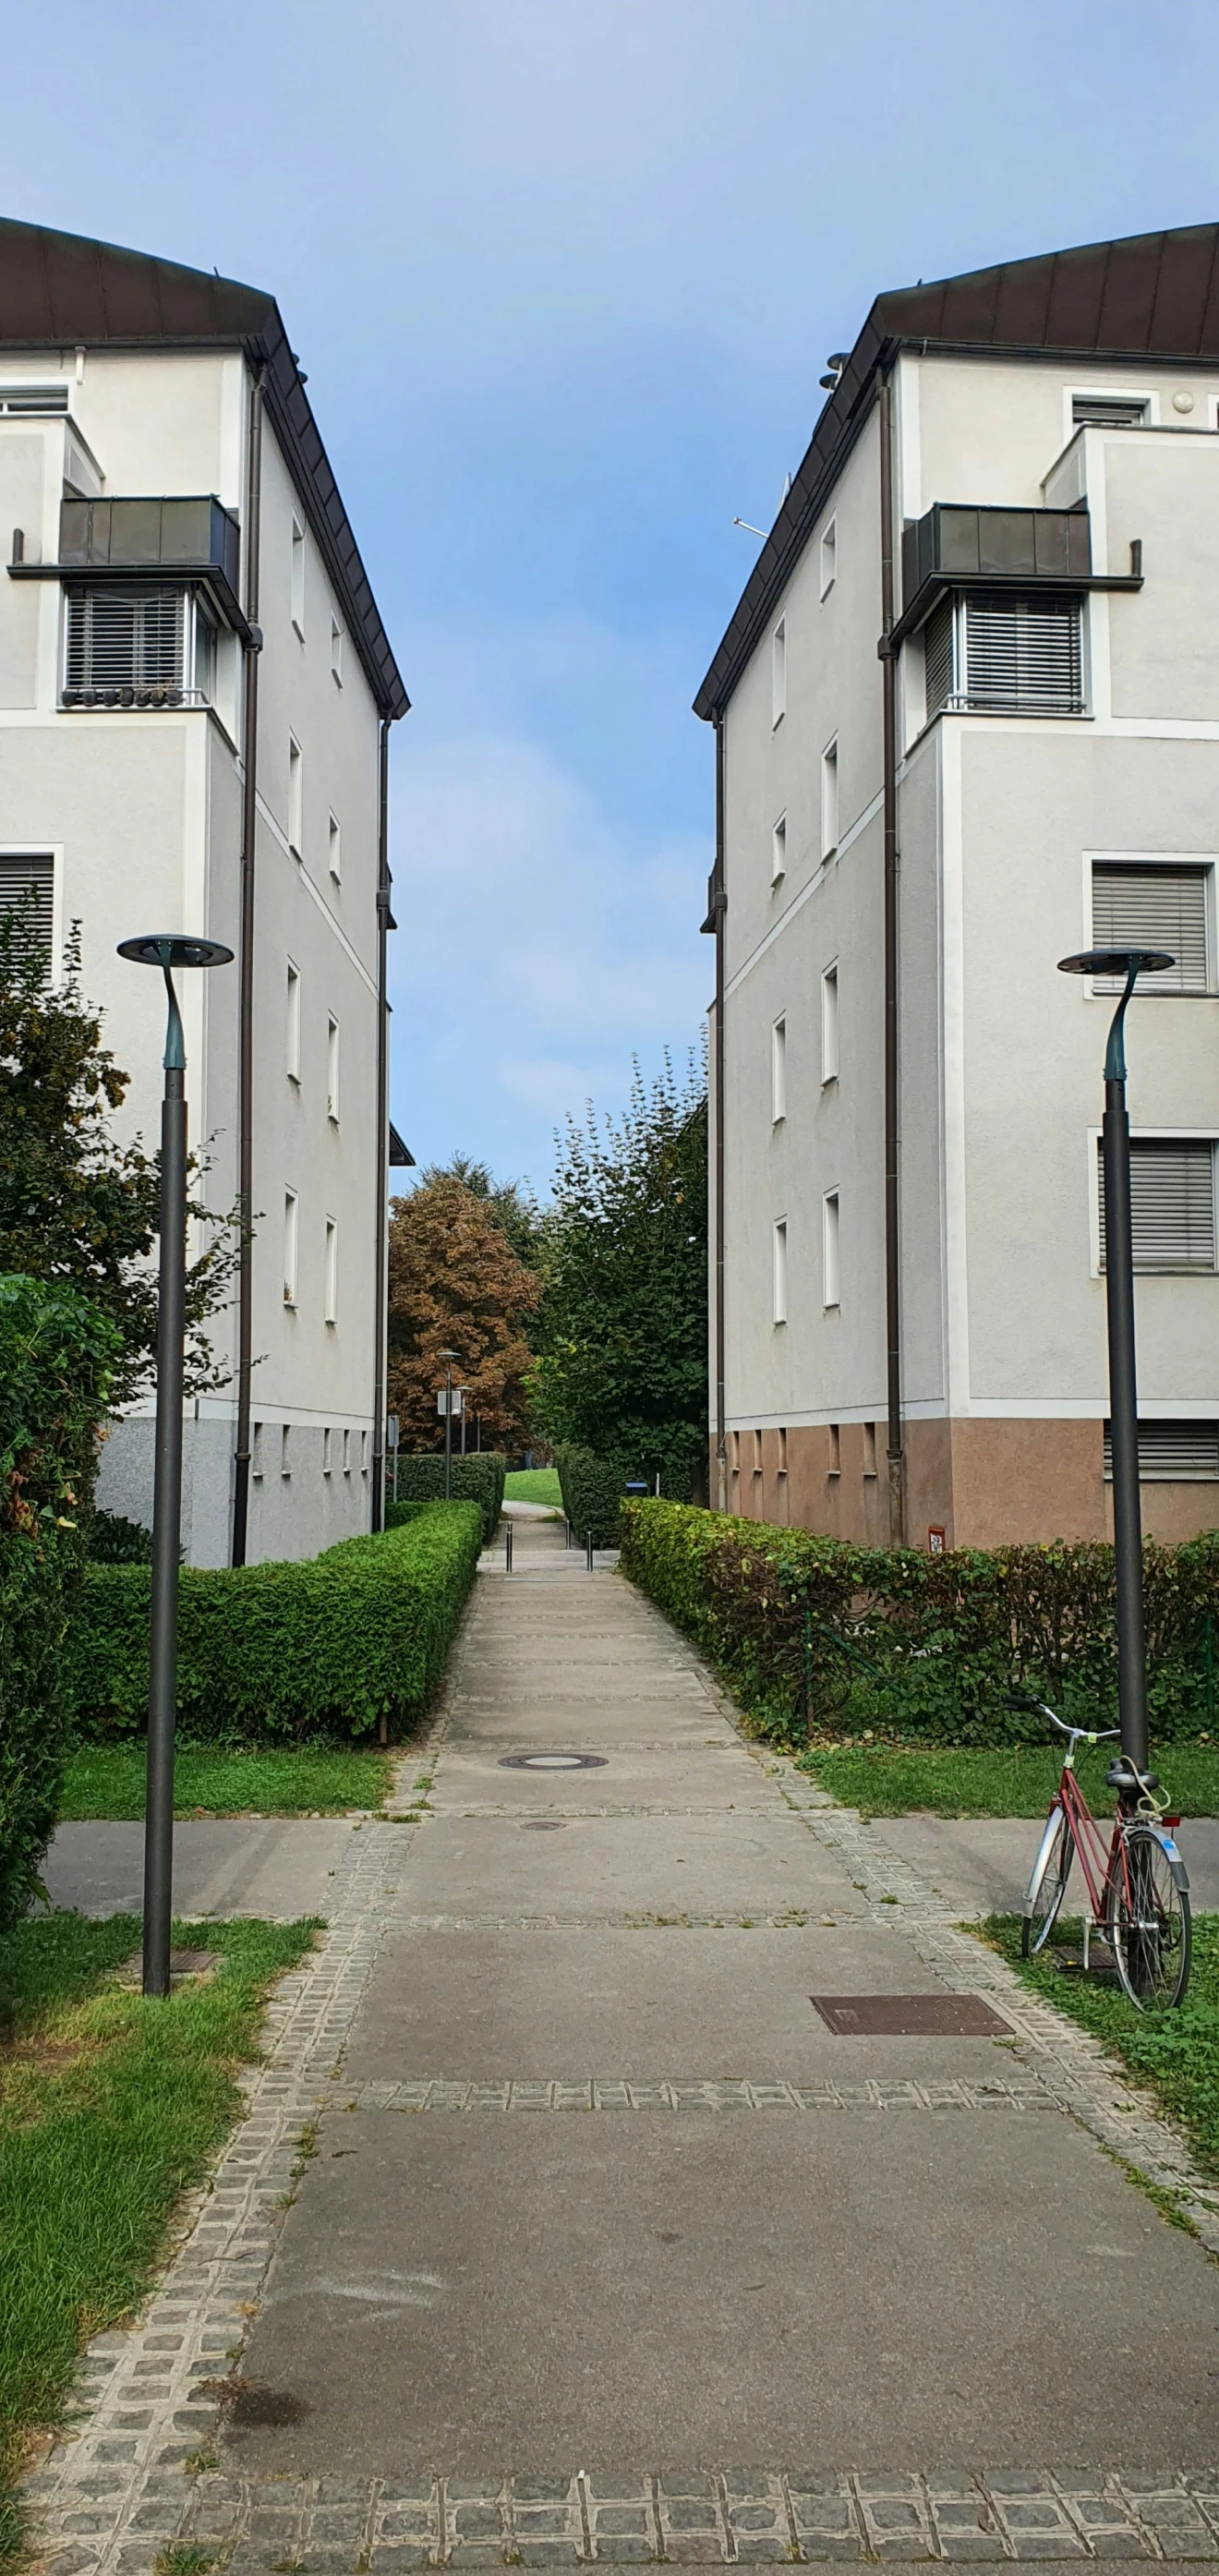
[386,1453,505,1542]
[619,1498,1219,1748]
[554,1445,629,1545]
[65,1499,482,1745]
[84,1509,153,1564]
[0,1275,119,1929]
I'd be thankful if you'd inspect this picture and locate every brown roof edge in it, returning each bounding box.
[694,218,1219,722]
[0,214,408,720]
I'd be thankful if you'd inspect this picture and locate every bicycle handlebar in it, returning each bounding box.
[1004,1691,1119,1746]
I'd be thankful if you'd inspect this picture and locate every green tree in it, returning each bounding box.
[530,1054,707,1493]
[416,1152,545,1272]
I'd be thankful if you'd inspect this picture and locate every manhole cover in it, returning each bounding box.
[498,1753,608,1771]
[810,1992,1013,2038]
[521,1820,567,1831]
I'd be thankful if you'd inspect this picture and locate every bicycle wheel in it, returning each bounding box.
[1106,1824,1191,2011]
[1021,1805,1073,1955]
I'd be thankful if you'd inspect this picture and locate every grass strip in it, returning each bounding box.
[799,1741,1219,1820]
[59,1743,393,1821]
[502,1468,561,1507]
[0,1910,318,2553]
[977,1911,1219,2186]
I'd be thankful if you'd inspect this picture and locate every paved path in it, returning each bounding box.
[863,1813,1219,1919]
[29,1514,1219,2576]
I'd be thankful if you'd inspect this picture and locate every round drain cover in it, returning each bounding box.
[498,1752,608,1771]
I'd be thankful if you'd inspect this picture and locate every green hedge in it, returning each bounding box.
[386,1452,505,1542]
[85,1508,153,1564]
[1,1275,119,1928]
[619,1499,1219,1747]
[66,1499,482,1745]
[554,1445,629,1545]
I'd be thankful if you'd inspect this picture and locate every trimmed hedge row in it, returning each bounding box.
[66,1499,483,1745]
[554,1445,627,1545]
[619,1498,1219,1746]
[386,1452,505,1542]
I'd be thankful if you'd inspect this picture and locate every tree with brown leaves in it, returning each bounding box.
[386,1173,542,1452]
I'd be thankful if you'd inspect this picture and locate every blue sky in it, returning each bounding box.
[5,0,1219,1196]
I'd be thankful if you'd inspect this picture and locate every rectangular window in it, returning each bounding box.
[772,616,786,727]
[288,735,303,856]
[863,1421,877,1478]
[0,381,69,415]
[1092,863,1210,995]
[771,1016,787,1122]
[327,1015,340,1120]
[821,961,839,1082]
[771,813,787,885]
[64,587,185,706]
[754,1428,763,1475]
[821,737,839,856]
[1097,1138,1217,1272]
[361,1428,369,1476]
[252,1421,264,1479]
[281,1422,292,1479]
[1104,1420,1219,1480]
[284,1190,299,1305]
[828,1421,840,1476]
[190,599,217,705]
[325,1217,338,1324]
[773,1218,788,1324]
[291,515,305,634]
[331,613,344,683]
[0,853,54,981]
[778,1427,788,1477]
[1072,394,1149,428]
[343,1426,352,1475]
[285,960,301,1082]
[926,592,1084,718]
[329,812,342,881]
[823,1191,840,1307]
[322,1425,332,1475]
[820,517,837,598]
[730,1430,741,1479]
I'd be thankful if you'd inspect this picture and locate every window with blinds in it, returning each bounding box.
[1091,863,1211,994]
[924,595,954,720]
[1072,394,1149,428]
[0,854,54,979]
[1104,1421,1219,1480]
[923,592,1084,717]
[63,587,187,707]
[1097,1138,1217,1271]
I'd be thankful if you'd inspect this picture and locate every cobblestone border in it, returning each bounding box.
[335,2074,1055,2111]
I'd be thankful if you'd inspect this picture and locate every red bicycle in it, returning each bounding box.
[1019,1698,1191,2010]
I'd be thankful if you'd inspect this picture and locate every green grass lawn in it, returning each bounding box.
[799,1741,1219,1820]
[0,1910,318,2555]
[979,1912,1219,2189]
[503,1468,561,1507]
[59,1743,393,1821]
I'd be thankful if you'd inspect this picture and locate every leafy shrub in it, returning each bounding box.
[66,1500,482,1745]
[84,1509,153,1564]
[620,1499,1219,1747]
[386,1453,505,1542]
[0,1275,119,1929]
[554,1445,629,1545]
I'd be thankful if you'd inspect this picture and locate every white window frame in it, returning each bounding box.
[1089,1128,1219,1277]
[328,811,342,882]
[327,1014,340,1121]
[287,734,303,858]
[821,736,839,858]
[1065,384,1158,442]
[1083,851,1216,998]
[291,515,306,635]
[771,812,787,886]
[285,959,301,1083]
[325,1217,338,1324]
[819,516,837,599]
[771,616,787,728]
[284,1189,299,1307]
[772,1217,788,1324]
[821,961,839,1083]
[822,1190,840,1309]
[771,1015,787,1123]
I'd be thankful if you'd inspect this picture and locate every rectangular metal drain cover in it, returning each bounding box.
[810,1992,1012,2037]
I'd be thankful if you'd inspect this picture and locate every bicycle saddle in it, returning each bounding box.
[1105,1759,1159,1794]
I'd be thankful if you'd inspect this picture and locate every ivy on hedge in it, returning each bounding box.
[386,1453,505,1542]
[65,1499,483,1745]
[619,1499,1219,1746]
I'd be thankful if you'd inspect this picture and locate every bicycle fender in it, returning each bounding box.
[1022,1808,1065,1917]
[1156,1832,1189,1893]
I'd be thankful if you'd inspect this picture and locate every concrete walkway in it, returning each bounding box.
[30,1511,1219,2575]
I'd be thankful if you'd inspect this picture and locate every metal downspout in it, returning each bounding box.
[230,365,265,1567]
[713,711,727,1512]
[370,717,392,1532]
[878,370,906,1546]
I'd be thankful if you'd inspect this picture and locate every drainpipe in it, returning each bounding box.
[712,710,727,1512]
[370,717,392,1532]
[230,365,265,1567]
[877,369,906,1547]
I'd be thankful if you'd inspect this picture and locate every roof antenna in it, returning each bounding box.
[732,517,767,537]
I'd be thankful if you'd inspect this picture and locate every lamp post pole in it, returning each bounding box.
[440,1349,459,1500]
[117,935,232,1998]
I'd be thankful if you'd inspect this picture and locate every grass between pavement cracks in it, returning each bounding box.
[503,1466,561,1507]
[59,1744,394,1821]
[800,1740,1219,1819]
[978,1911,1219,2192]
[0,1910,320,2562]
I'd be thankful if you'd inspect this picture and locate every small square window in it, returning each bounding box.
[820,517,837,599]
[821,961,839,1082]
[821,738,839,857]
[772,616,787,727]
[823,1191,840,1308]
[291,516,305,635]
[771,813,787,885]
[328,812,341,881]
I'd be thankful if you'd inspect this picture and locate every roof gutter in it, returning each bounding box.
[369,714,397,1538]
[877,369,905,1547]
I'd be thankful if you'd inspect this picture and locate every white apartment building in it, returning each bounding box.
[0,217,410,1565]
[698,222,1219,1551]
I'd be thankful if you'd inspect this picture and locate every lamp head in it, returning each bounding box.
[117,935,234,969]
[1057,948,1175,979]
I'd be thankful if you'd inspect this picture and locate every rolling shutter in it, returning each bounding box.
[1072,395,1148,428]
[1091,864,1209,994]
[64,587,185,704]
[961,593,1083,713]
[1104,1421,1219,1480]
[1098,1138,1216,1271]
[0,853,54,979]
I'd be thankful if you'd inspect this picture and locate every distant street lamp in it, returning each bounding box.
[1058,944,1175,1772]
[116,933,233,1998]
[439,1349,460,1499]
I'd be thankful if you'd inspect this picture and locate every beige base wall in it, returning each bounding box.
[713,1421,1219,1550]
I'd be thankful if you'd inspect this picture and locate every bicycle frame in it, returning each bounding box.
[1052,1759,1127,1967]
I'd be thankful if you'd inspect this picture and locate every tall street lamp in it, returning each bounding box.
[1058,944,1175,1772]
[439,1349,460,1499]
[117,933,234,1998]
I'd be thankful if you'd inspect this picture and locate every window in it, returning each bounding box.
[828,1421,840,1477]
[778,1427,788,1478]
[1092,863,1211,995]
[771,1015,787,1122]
[0,381,68,414]
[285,961,301,1082]
[823,1190,840,1307]
[1097,1138,1216,1272]
[361,1428,369,1476]
[863,1421,877,1479]
[343,1427,352,1476]
[329,813,342,882]
[924,592,1084,718]
[0,854,54,981]
[192,600,216,705]
[772,616,786,726]
[730,1430,741,1481]
[325,1218,338,1324]
[1104,1420,1219,1481]
[820,516,837,598]
[773,1218,788,1324]
[64,587,185,706]
[281,1423,292,1479]
[252,1421,264,1479]
[323,1425,332,1475]
[1072,394,1149,429]
[287,736,303,856]
[754,1428,763,1475]
[284,1190,299,1305]
[771,813,787,885]
[291,515,305,634]
[331,614,344,683]
[821,737,839,856]
[327,1015,340,1120]
[821,961,839,1082]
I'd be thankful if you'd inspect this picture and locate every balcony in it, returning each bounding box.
[7,495,246,633]
[894,502,1140,646]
